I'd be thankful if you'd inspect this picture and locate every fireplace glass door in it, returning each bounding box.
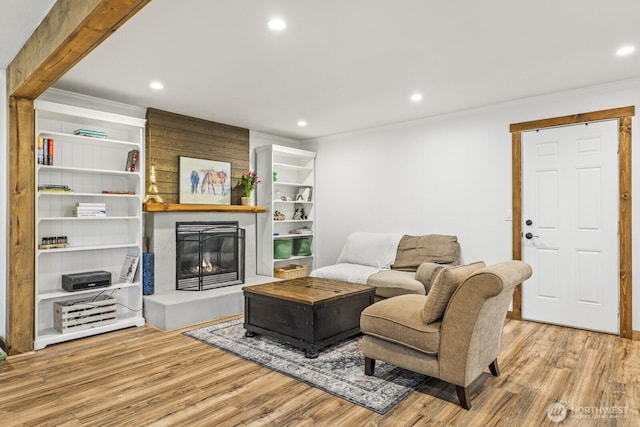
[176,221,245,291]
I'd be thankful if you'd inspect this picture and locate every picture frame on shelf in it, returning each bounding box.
[179,156,231,205]
[119,253,140,284]
[297,187,311,202]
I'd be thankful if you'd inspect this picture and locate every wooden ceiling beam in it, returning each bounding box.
[7,0,151,99]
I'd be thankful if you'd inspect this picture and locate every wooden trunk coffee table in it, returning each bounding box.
[242,277,375,358]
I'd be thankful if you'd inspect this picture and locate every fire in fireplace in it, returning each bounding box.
[175,221,245,291]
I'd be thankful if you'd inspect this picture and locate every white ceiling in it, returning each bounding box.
[0,0,56,69]
[6,0,640,139]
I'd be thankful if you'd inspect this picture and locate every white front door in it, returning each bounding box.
[521,120,619,334]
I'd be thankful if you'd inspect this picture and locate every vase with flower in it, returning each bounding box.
[240,170,261,206]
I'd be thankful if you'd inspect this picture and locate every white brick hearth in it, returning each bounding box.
[143,210,274,330]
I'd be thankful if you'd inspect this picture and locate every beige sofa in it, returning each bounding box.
[360,260,533,409]
[310,232,460,299]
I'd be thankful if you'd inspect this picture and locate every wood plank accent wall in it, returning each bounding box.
[145,108,250,205]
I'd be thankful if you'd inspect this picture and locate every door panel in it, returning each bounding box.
[537,249,559,299]
[576,250,600,303]
[536,170,558,228]
[522,120,618,334]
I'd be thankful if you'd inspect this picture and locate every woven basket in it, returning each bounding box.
[274,264,308,280]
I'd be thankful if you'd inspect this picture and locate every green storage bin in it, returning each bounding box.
[292,237,312,256]
[274,239,293,259]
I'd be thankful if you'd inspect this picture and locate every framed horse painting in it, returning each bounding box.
[179,156,231,205]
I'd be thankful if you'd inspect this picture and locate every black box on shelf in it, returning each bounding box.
[62,270,111,292]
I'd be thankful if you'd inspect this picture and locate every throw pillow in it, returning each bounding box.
[414,262,445,294]
[336,232,403,269]
[422,261,486,324]
[392,234,460,271]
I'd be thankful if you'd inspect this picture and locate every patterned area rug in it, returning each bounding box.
[184,318,428,414]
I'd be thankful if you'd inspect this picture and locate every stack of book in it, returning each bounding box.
[74,128,107,138]
[38,184,73,193]
[72,202,106,217]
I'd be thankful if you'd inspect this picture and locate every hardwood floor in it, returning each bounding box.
[1,317,639,426]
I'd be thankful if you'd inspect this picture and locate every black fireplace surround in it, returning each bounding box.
[175,221,245,291]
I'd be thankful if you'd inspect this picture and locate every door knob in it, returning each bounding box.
[524,232,539,240]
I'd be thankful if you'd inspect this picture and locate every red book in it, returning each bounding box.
[47,138,54,165]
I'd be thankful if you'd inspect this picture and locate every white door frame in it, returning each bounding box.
[510,106,634,339]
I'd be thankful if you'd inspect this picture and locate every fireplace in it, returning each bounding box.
[176,221,245,291]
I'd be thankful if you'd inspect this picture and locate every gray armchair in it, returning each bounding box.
[360,260,532,409]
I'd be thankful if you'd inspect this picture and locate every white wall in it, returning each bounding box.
[306,78,640,330]
[250,131,302,162]
[1,69,7,339]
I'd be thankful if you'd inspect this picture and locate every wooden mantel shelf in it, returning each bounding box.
[143,203,267,213]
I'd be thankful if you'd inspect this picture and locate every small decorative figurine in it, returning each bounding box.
[293,204,307,220]
[143,162,164,204]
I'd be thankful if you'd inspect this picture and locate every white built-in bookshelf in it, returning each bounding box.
[255,144,316,276]
[34,100,146,350]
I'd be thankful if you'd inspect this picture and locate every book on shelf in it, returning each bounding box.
[289,228,313,235]
[72,207,106,213]
[72,203,107,217]
[37,137,44,165]
[72,211,106,217]
[39,184,70,189]
[75,202,106,207]
[42,138,48,165]
[125,149,139,172]
[74,128,107,138]
[119,253,140,283]
[38,184,73,192]
[47,138,53,165]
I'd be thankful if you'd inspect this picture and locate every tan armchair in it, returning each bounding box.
[360,260,532,409]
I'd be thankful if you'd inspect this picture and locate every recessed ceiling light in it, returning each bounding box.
[410,93,423,102]
[616,45,636,56]
[268,18,286,31]
[297,120,307,127]
[149,81,164,90]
